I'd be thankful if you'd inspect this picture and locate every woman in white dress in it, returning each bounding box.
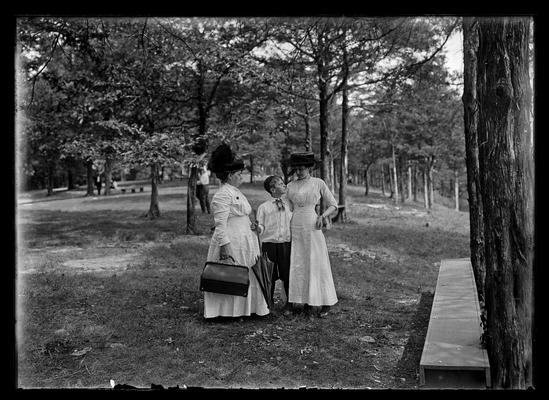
[203,144,270,319]
[286,152,338,318]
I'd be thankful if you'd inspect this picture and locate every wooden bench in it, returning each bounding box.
[117,181,146,194]
[419,258,491,389]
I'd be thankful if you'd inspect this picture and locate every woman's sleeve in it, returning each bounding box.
[256,204,265,231]
[211,190,231,246]
[320,179,338,209]
[285,188,294,211]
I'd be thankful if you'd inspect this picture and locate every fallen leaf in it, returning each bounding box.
[71,347,92,356]
[359,336,376,343]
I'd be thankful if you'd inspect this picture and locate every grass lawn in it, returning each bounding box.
[16,180,470,389]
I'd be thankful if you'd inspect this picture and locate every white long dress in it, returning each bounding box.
[204,183,270,318]
[286,176,338,306]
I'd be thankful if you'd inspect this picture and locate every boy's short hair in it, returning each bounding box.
[263,175,282,194]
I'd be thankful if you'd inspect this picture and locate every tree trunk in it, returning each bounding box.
[338,74,349,222]
[381,163,386,196]
[463,17,486,306]
[364,166,370,196]
[303,102,312,151]
[329,151,335,193]
[423,166,429,209]
[318,66,331,193]
[103,157,113,196]
[388,162,394,199]
[145,163,161,219]
[186,164,198,234]
[454,169,460,211]
[85,160,95,196]
[249,155,254,184]
[477,17,534,389]
[398,157,406,203]
[413,164,418,202]
[66,160,76,190]
[428,160,434,209]
[391,144,399,204]
[407,164,412,201]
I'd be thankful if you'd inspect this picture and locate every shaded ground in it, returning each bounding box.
[16,182,469,389]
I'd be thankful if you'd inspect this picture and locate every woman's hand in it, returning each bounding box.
[315,215,323,230]
[219,244,235,263]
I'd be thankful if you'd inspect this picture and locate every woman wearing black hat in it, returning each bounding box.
[203,144,270,319]
[286,152,338,318]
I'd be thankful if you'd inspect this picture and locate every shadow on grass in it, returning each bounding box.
[393,290,434,388]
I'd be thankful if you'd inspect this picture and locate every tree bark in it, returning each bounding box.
[249,155,254,184]
[381,163,386,196]
[428,159,434,209]
[303,101,312,152]
[413,164,418,202]
[463,17,486,304]
[398,157,406,203]
[338,71,349,222]
[85,159,95,197]
[454,169,460,211]
[145,163,161,219]
[317,61,331,193]
[391,143,399,204]
[103,156,113,196]
[364,166,370,196]
[186,164,198,234]
[477,17,534,389]
[422,165,429,209]
[407,164,412,201]
[388,162,394,199]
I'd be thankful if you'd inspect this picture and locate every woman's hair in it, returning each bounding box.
[215,171,230,182]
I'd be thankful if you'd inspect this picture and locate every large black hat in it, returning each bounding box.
[289,152,318,167]
[208,143,245,173]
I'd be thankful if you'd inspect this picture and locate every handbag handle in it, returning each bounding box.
[219,255,235,264]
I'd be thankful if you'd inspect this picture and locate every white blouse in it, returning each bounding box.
[210,183,252,247]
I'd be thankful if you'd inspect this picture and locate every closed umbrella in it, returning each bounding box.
[250,213,276,310]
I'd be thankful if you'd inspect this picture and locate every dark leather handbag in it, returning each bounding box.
[199,259,250,297]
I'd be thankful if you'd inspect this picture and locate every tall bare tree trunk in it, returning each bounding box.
[423,165,429,209]
[303,101,312,152]
[186,164,198,234]
[85,159,95,197]
[381,163,386,196]
[364,166,370,196]
[103,156,112,196]
[407,164,412,200]
[477,17,534,389]
[388,162,394,199]
[454,169,460,211]
[463,17,486,305]
[145,163,161,219]
[427,159,434,208]
[338,62,349,222]
[391,143,399,204]
[249,155,254,184]
[413,164,418,202]
[398,157,406,203]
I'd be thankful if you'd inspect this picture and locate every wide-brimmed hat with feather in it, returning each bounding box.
[208,143,245,173]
